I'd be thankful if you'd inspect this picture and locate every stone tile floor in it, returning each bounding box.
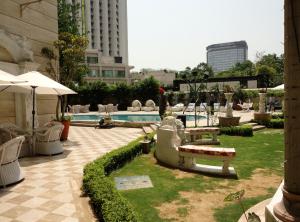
[0,126,143,222]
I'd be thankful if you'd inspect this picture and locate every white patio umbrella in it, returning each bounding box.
[272,84,284,90]
[16,71,77,131]
[0,69,28,93]
[0,69,26,84]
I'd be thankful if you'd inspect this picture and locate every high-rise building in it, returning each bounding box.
[207,41,248,74]
[68,0,132,84]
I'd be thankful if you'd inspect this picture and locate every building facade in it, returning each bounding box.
[131,70,176,86]
[207,41,248,74]
[0,0,59,128]
[68,0,132,84]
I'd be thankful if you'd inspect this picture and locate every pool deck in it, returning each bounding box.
[71,110,255,127]
[0,127,144,222]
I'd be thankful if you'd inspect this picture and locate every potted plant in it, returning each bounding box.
[140,135,151,154]
[60,115,72,141]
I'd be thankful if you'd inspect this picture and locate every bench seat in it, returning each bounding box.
[178,145,236,177]
[185,127,220,145]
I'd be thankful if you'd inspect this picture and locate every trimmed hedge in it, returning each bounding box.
[220,126,253,137]
[253,114,284,129]
[268,118,284,128]
[83,133,155,222]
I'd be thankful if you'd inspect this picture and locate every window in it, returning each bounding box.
[88,70,98,77]
[87,56,98,64]
[102,70,114,78]
[115,70,125,78]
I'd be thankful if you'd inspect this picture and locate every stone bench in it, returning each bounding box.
[178,145,236,176]
[185,127,220,145]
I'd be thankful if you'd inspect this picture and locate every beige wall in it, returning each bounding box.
[0,0,59,128]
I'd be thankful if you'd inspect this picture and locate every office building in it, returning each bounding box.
[68,0,132,84]
[207,41,248,74]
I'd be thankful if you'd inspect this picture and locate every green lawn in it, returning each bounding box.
[109,129,284,222]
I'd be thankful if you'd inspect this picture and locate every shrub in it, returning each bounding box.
[83,133,155,222]
[253,118,284,129]
[220,126,253,137]
[271,113,284,119]
[268,119,284,128]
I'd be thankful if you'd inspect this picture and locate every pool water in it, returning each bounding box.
[72,114,204,122]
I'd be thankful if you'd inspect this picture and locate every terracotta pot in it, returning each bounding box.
[61,120,70,141]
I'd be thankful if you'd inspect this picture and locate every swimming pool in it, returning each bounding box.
[72,114,205,122]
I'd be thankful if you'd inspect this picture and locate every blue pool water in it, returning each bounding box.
[72,114,204,122]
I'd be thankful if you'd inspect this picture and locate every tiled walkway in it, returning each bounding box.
[0,127,143,222]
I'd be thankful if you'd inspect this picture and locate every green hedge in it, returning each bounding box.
[220,126,253,137]
[268,118,284,128]
[83,133,155,222]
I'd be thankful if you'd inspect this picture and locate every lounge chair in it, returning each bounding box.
[35,124,64,155]
[98,104,106,112]
[185,103,196,112]
[142,100,156,112]
[80,104,90,113]
[213,103,220,112]
[199,103,207,112]
[127,100,142,112]
[0,136,25,187]
[171,103,184,112]
[69,105,80,113]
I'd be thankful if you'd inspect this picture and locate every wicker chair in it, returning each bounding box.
[35,124,64,155]
[0,136,25,187]
[98,104,106,112]
[0,123,32,158]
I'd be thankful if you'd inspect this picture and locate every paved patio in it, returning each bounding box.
[0,126,143,222]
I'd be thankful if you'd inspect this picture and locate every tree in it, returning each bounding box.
[216,60,256,78]
[256,53,284,86]
[58,0,80,35]
[256,65,276,89]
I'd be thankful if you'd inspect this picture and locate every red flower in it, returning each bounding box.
[159,87,165,95]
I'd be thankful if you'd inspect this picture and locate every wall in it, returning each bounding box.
[0,0,59,128]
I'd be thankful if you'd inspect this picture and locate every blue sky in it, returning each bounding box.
[127,0,284,71]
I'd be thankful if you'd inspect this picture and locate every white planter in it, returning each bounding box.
[224,93,233,117]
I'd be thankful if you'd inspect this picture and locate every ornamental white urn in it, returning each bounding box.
[224,93,233,117]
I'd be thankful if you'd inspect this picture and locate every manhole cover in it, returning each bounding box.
[115,175,153,190]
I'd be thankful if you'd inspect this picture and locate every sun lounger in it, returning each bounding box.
[142,100,156,112]
[171,103,184,112]
[127,100,142,112]
[185,103,196,112]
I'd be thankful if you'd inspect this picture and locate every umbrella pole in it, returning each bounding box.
[31,86,37,155]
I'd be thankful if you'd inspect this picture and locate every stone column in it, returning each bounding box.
[224,93,233,117]
[101,0,109,56]
[85,0,92,49]
[258,93,266,114]
[274,0,300,220]
[93,0,101,49]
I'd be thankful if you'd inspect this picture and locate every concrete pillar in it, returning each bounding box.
[101,0,109,56]
[274,0,300,220]
[85,0,92,48]
[93,0,101,49]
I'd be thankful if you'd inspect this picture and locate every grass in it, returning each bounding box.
[109,129,284,222]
